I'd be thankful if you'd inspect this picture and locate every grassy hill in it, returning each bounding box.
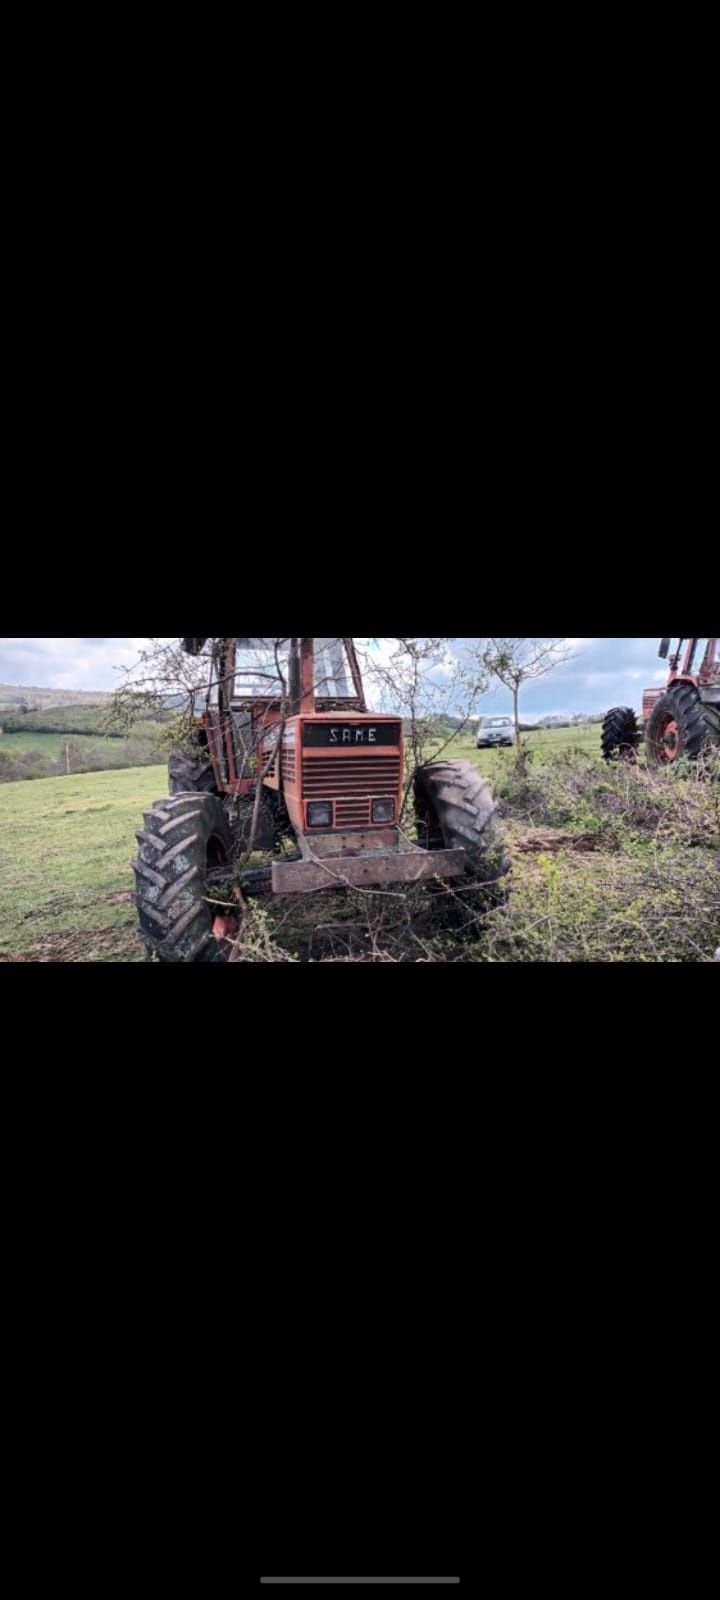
[0,697,170,783]
[1,704,117,734]
[0,702,169,737]
[1,730,128,760]
[0,684,111,711]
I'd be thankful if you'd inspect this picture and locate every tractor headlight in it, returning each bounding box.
[372,798,395,824]
[308,802,332,828]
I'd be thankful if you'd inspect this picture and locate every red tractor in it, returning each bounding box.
[133,638,507,962]
[602,638,720,766]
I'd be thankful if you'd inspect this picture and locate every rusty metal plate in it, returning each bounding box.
[302,830,400,858]
[271,848,466,896]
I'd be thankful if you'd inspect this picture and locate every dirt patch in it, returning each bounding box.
[511,827,611,856]
[21,890,134,923]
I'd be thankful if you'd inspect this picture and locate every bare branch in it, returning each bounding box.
[481,638,575,746]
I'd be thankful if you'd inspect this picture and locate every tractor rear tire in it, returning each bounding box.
[181,638,209,656]
[414,761,509,924]
[602,707,642,761]
[134,793,234,962]
[646,685,712,767]
[168,744,218,796]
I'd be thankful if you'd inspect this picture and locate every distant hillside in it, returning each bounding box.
[1,704,119,736]
[1,700,175,738]
[0,683,111,711]
[0,686,176,784]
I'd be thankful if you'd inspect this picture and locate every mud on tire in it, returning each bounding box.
[134,793,233,962]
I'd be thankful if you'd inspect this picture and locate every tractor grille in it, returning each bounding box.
[303,755,401,800]
[336,797,372,828]
[282,749,296,783]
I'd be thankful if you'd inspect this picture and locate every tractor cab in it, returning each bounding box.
[187,637,406,844]
[229,637,366,713]
[660,637,718,682]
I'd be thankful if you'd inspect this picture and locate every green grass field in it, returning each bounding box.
[428,723,600,777]
[0,730,126,761]
[0,765,166,961]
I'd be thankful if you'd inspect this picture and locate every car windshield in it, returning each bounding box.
[483,718,510,727]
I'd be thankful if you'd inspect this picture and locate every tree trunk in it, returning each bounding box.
[513,686,520,746]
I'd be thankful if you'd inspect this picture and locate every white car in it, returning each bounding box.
[477,716,514,749]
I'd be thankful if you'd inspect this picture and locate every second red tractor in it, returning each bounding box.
[602,638,720,765]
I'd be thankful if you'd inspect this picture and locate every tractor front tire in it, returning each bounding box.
[646,685,712,768]
[602,707,642,761]
[134,793,234,962]
[414,760,509,925]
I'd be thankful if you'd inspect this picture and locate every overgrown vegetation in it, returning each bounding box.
[161,744,720,966]
[483,747,720,964]
[1,747,717,962]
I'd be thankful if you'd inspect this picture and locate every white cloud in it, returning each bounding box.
[0,636,675,717]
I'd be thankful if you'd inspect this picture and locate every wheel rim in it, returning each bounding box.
[656,715,680,764]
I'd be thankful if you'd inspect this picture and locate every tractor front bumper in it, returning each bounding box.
[271,829,465,896]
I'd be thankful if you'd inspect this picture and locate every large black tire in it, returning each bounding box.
[414,760,509,891]
[646,685,712,767]
[134,793,234,962]
[602,706,642,761]
[168,743,218,796]
[181,638,209,655]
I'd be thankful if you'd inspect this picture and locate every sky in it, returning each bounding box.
[0,637,672,719]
